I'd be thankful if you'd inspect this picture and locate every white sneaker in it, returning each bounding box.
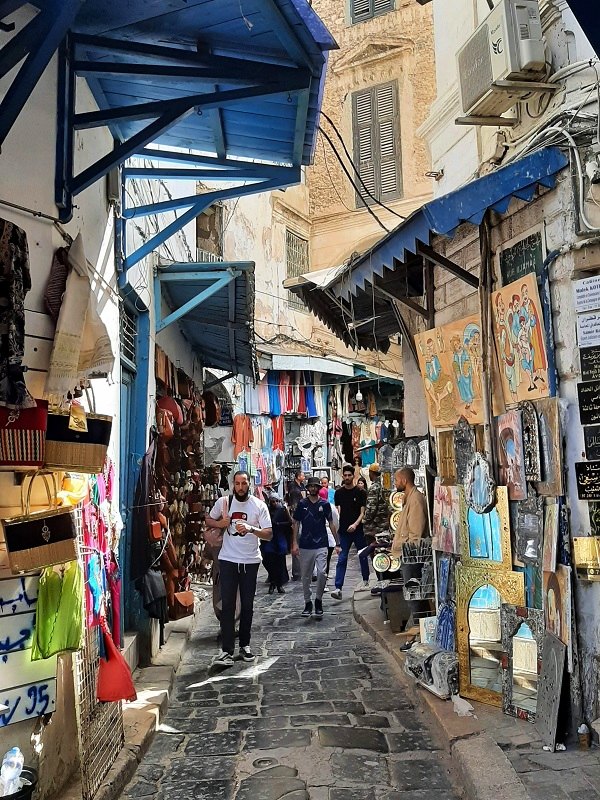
[330,589,342,600]
[355,580,370,592]
[239,645,255,662]
[212,650,234,668]
[323,585,329,593]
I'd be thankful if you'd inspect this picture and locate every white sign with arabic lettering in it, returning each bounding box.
[574,275,600,314]
[578,311,600,348]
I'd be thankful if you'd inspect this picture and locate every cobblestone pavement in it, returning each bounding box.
[121,565,461,800]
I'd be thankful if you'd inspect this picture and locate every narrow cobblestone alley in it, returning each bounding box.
[121,565,460,800]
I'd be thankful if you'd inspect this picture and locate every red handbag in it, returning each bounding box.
[97,621,137,703]
[0,400,48,468]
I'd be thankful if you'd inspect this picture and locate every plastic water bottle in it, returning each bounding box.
[0,747,24,797]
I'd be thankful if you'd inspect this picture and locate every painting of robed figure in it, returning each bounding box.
[493,273,550,405]
[415,314,484,428]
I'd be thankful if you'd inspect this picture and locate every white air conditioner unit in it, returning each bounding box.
[457,0,546,120]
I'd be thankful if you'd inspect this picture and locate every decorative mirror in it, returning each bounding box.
[453,416,476,484]
[515,493,544,565]
[437,430,457,484]
[405,439,420,468]
[456,564,525,706]
[392,441,406,471]
[418,437,430,467]
[501,605,544,722]
[460,486,511,569]
[520,401,541,481]
[465,453,496,514]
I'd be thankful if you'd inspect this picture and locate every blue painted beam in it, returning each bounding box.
[0,4,50,78]
[156,274,235,333]
[260,0,314,71]
[158,269,242,282]
[0,0,82,147]
[123,172,298,271]
[159,262,254,273]
[54,37,75,217]
[292,86,311,166]
[210,84,227,160]
[126,159,296,180]
[73,79,308,129]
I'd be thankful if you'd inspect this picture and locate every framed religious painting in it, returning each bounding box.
[501,605,544,723]
[437,430,457,484]
[460,485,512,570]
[465,452,496,514]
[520,401,542,481]
[415,315,484,428]
[542,501,559,573]
[432,479,462,555]
[492,272,551,406]
[533,397,563,496]
[496,410,527,501]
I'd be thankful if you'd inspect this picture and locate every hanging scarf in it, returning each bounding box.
[44,234,114,404]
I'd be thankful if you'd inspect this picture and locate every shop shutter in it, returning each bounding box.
[351,0,394,23]
[352,82,402,207]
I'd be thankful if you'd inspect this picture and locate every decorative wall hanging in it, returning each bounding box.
[533,398,563,496]
[500,605,544,723]
[437,430,456,484]
[453,416,476,484]
[432,480,462,555]
[492,272,550,405]
[515,493,544,565]
[520,401,541,481]
[460,486,511,570]
[415,314,484,428]
[572,536,600,581]
[497,410,527,501]
[535,632,566,750]
[405,439,420,468]
[542,502,559,572]
[465,452,496,514]
[392,440,407,470]
[456,564,525,706]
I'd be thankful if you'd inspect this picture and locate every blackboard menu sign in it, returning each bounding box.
[578,380,600,425]
[575,461,600,501]
[585,426,600,461]
[499,232,544,285]
[581,346,600,382]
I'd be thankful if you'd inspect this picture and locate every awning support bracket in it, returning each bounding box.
[418,243,480,289]
[155,270,239,334]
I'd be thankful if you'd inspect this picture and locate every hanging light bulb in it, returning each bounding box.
[355,384,363,403]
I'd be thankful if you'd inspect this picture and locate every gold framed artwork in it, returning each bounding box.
[460,486,512,570]
[496,410,527,501]
[415,314,484,428]
[456,564,525,706]
[543,566,571,652]
[492,272,550,406]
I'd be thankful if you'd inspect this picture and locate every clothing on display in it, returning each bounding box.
[232,413,254,458]
[32,560,85,661]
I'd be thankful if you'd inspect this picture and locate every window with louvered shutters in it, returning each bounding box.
[351,0,394,23]
[352,81,402,208]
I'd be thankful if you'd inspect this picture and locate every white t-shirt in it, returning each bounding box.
[209,494,271,564]
[327,506,339,548]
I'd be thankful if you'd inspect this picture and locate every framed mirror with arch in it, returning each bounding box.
[459,486,512,570]
[500,605,544,722]
[456,564,525,706]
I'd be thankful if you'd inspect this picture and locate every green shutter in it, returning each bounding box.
[376,83,401,201]
[351,0,394,23]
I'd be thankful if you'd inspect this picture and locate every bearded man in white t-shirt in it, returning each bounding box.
[206,470,272,668]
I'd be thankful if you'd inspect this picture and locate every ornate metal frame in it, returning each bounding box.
[460,487,512,570]
[500,605,544,722]
[456,564,525,707]
[437,430,457,485]
[520,401,542,482]
[453,416,476,484]
[465,452,496,514]
[516,493,544,565]
[405,439,420,468]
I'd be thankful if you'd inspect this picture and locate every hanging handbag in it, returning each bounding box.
[97,619,137,702]
[2,471,78,574]
[170,590,195,620]
[44,388,112,474]
[0,399,48,468]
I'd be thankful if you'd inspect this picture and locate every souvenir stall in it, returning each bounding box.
[404,270,577,747]
[0,227,128,798]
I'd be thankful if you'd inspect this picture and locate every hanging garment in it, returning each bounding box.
[267,371,281,417]
[297,372,307,415]
[367,391,377,417]
[244,378,260,415]
[106,555,121,648]
[257,375,270,415]
[44,234,114,404]
[0,219,35,409]
[341,422,354,463]
[250,417,263,454]
[279,372,291,413]
[351,422,361,455]
[313,373,324,418]
[272,415,285,452]
[231,413,254,458]
[305,372,318,418]
[292,371,300,413]
[32,561,85,660]
[342,384,350,418]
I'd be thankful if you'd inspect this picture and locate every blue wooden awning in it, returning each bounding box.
[286,147,569,350]
[155,261,257,378]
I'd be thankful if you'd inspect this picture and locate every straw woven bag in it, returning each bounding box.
[2,471,78,574]
[44,389,112,474]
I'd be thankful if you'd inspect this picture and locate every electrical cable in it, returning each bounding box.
[321,136,355,213]
[318,126,390,233]
[319,111,406,221]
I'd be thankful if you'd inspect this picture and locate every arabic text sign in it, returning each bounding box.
[577,312,600,348]
[578,380,600,425]
[581,346,600,383]
[585,425,600,461]
[574,275,600,313]
[575,461,600,501]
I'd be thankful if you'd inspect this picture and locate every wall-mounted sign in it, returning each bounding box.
[580,346,600,383]
[584,425,600,461]
[574,275,600,314]
[573,536,600,582]
[575,461,600,501]
[577,312,600,348]
[578,380,600,425]
[499,231,544,285]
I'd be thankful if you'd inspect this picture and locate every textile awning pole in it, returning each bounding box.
[478,212,495,465]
